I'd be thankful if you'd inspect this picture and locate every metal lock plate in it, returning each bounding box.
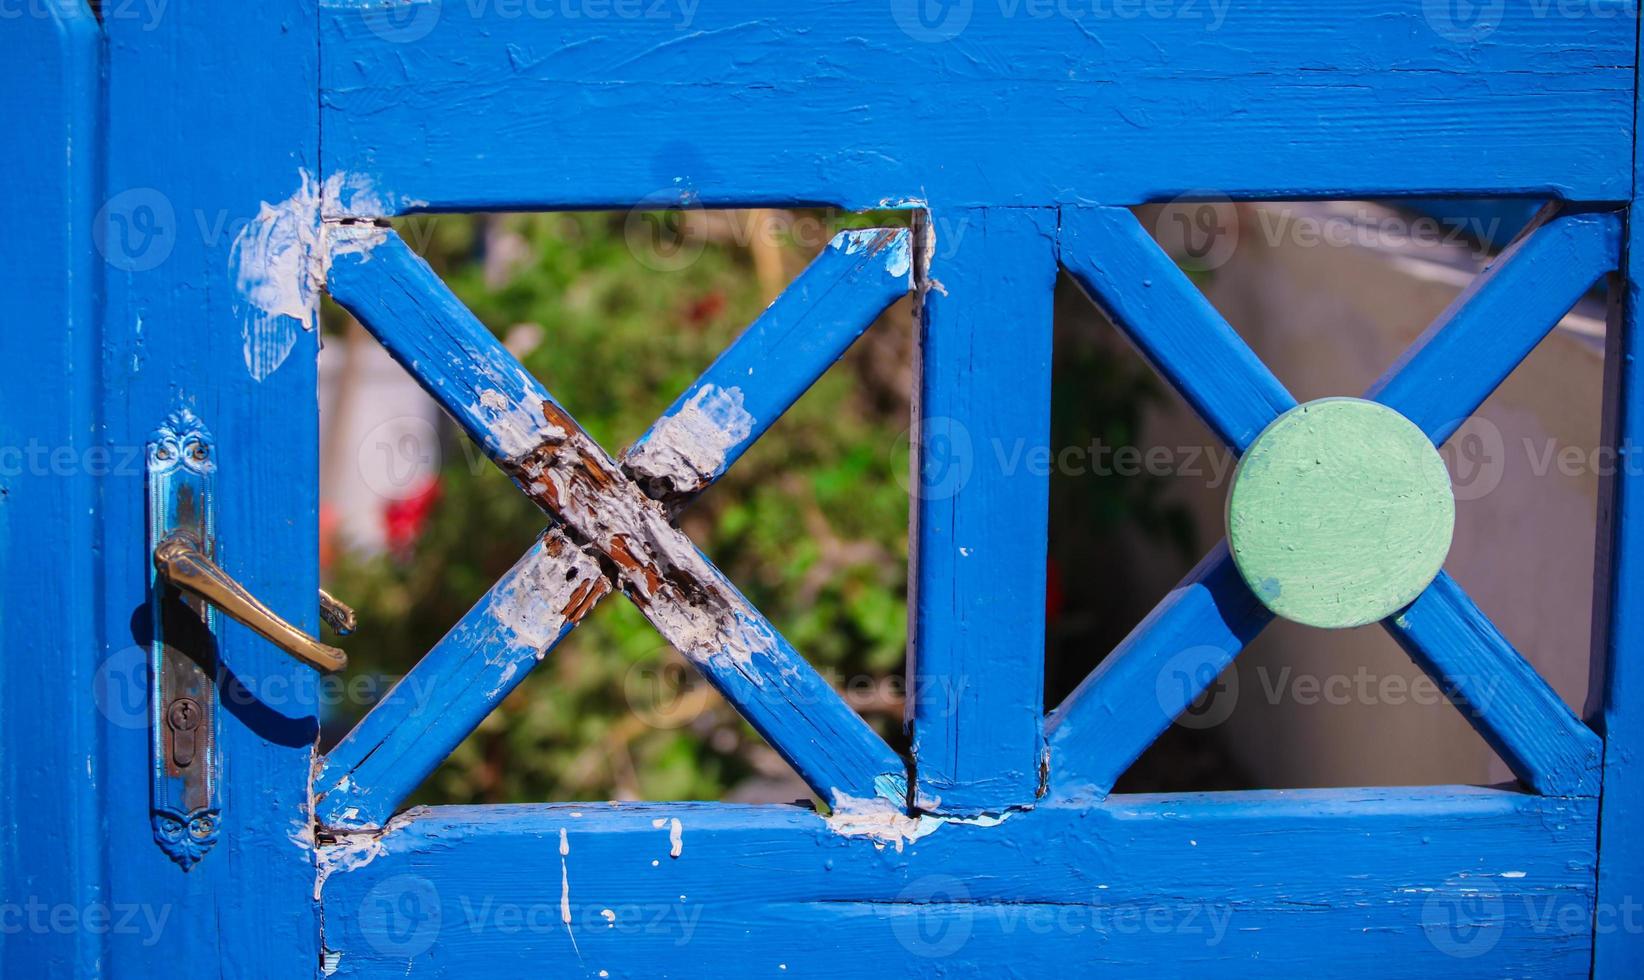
[146,409,221,869]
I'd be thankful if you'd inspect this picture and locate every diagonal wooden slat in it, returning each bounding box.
[1386,572,1601,797]
[1367,206,1621,444]
[1045,543,1274,801]
[626,228,911,508]
[1060,205,1297,453]
[318,229,911,827]
[321,226,910,821]
[1047,205,1620,803]
[314,531,609,828]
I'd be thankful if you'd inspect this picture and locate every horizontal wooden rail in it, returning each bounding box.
[318,1,1633,211]
[316,788,1598,977]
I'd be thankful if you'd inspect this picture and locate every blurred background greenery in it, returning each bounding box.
[319,207,1201,808]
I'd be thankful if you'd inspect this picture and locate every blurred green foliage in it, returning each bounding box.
[324,210,915,805]
[322,209,1187,807]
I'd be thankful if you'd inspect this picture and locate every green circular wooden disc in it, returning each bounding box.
[1226,397,1454,629]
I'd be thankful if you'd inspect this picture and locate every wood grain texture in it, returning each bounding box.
[1366,206,1622,444]
[317,788,1598,978]
[1387,573,1602,798]
[1060,206,1296,453]
[1046,544,1274,802]
[1,3,103,974]
[1227,398,1454,629]
[93,0,325,972]
[1590,37,1644,969]
[328,231,908,808]
[317,1,1634,211]
[909,208,1055,815]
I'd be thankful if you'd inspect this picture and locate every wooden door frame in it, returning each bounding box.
[5,1,1643,976]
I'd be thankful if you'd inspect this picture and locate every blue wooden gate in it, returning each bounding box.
[8,0,1644,976]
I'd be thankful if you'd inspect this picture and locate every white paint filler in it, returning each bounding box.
[486,533,603,697]
[825,792,1010,852]
[232,170,401,381]
[475,370,568,459]
[624,383,755,493]
[651,816,685,858]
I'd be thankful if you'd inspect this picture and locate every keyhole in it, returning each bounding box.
[168,697,201,768]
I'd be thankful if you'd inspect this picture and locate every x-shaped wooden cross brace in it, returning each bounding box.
[1045,203,1619,801]
[316,225,913,828]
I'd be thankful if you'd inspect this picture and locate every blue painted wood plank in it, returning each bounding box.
[1386,572,1602,797]
[327,230,908,809]
[95,0,325,971]
[315,531,610,828]
[1046,544,1273,802]
[625,228,911,505]
[1060,206,1297,453]
[317,1,1634,211]
[317,788,1597,978]
[317,232,908,826]
[1591,44,1644,971]
[909,209,1056,814]
[0,3,104,975]
[1367,206,1622,445]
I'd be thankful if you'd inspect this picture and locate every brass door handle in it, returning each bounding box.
[153,535,349,673]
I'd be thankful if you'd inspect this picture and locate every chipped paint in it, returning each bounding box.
[231,170,407,381]
[825,792,1010,852]
[490,532,606,664]
[624,384,754,498]
[314,832,386,901]
[330,230,908,806]
[835,227,912,279]
[474,369,569,459]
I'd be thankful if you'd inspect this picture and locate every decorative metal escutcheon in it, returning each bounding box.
[146,408,222,870]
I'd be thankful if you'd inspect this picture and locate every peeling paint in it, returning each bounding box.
[835,227,911,279]
[825,792,1010,852]
[623,384,754,497]
[489,532,605,678]
[314,832,386,901]
[475,370,569,459]
[231,170,404,381]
